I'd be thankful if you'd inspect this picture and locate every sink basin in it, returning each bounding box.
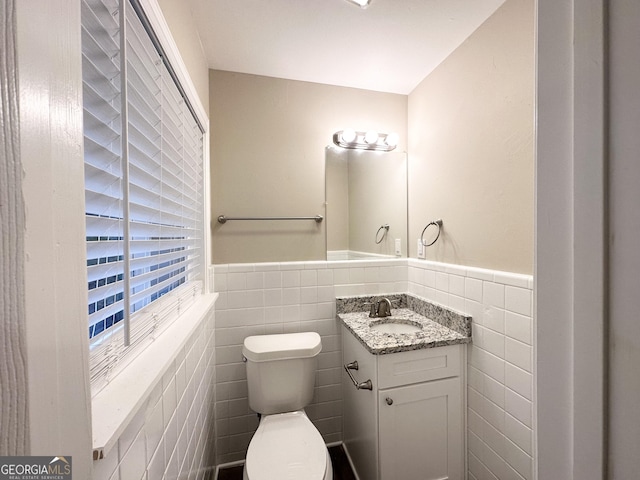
[370,319,423,334]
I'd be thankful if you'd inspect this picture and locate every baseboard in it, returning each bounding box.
[201,466,217,480]
[340,443,361,480]
[213,459,245,480]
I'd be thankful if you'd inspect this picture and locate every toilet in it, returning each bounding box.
[242,332,333,480]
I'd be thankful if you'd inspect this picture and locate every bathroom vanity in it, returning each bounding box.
[337,294,472,480]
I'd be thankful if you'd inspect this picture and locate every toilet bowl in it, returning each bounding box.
[243,411,333,480]
[242,332,333,480]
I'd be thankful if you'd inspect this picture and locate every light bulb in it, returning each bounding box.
[340,129,357,144]
[364,130,379,144]
[346,0,371,7]
[385,132,399,148]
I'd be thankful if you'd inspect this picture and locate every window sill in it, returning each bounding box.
[91,292,218,460]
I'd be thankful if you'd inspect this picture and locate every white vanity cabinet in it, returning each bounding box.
[342,325,465,480]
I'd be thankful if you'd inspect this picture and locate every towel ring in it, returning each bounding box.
[375,224,390,244]
[420,219,443,247]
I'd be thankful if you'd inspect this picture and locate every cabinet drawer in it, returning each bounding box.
[377,344,461,389]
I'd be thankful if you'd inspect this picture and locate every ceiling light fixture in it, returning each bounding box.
[345,0,371,9]
[333,129,399,152]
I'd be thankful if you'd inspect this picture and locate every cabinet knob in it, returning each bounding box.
[385,397,393,406]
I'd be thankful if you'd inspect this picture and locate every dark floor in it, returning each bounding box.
[329,444,358,480]
[217,444,356,480]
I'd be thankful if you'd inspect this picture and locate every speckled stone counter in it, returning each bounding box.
[336,293,472,355]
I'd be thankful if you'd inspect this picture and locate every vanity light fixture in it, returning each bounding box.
[385,132,399,148]
[364,130,379,144]
[345,0,372,8]
[341,128,357,143]
[333,129,399,151]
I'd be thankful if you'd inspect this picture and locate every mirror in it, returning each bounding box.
[325,146,408,260]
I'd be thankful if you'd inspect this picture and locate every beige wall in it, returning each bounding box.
[157,0,210,116]
[210,71,408,263]
[325,146,350,252]
[408,0,534,274]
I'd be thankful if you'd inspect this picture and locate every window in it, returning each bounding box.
[82,0,205,389]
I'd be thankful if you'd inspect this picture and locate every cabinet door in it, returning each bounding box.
[379,377,463,480]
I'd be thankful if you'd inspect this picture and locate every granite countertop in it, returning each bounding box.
[336,293,472,355]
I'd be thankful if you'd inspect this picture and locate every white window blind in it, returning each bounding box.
[82,0,204,390]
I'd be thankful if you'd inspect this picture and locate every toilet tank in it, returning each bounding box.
[243,332,322,415]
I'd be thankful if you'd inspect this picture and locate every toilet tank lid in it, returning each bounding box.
[243,332,322,362]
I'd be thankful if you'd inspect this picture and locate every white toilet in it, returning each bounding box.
[242,332,333,480]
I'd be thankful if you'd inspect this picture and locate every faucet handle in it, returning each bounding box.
[363,302,378,318]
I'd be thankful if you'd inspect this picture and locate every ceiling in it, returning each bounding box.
[187,0,508,95]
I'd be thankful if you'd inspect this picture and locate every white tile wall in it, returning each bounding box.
[93,309,217,480]
[213,259,407,464]
[213,258,534,479]
[408,259,534,480]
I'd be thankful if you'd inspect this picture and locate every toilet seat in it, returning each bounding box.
[245,411,328,480]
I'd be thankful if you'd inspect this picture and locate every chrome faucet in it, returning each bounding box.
[376,298,392,317]
[364,297,393,318]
